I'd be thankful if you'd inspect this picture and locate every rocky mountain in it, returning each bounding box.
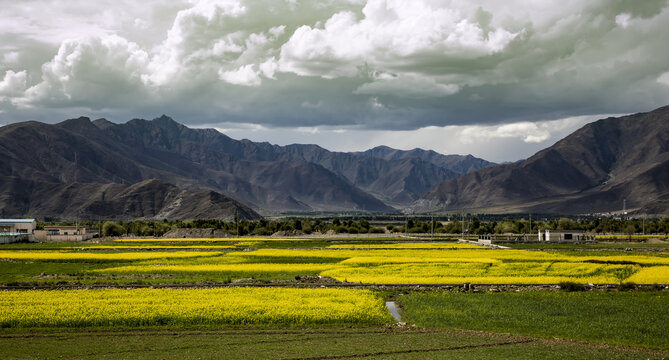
[355,145,495,175]
[0,178,260,220]
[0,113,497,218]
[2,116,417,218]
[410,106,669,215]
[267,144,463,205]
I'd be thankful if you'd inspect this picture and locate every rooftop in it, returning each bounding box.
[0,219,36,223]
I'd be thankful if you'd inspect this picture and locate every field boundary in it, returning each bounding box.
[282,339,538,360]
[1,283,666,291]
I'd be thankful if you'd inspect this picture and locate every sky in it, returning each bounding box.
[1,0,668,162]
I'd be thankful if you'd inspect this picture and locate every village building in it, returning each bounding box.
[0,219,36,243]
[476,230,594,244]
[34,226,97,242]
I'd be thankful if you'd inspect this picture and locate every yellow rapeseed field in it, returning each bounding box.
[0,251,224,261]
[223,248,666,284]
[0,288,392,328]
[94,263,343,274]
[116,238,304,242]
[328,243,483,249]
[627,266,669,284]
[4,244,666,285]
[320,262,637,284]
[65,245,236,249]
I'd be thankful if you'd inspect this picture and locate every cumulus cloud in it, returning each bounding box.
[218,64,261,86]
[19,35,150,108]
[0,70,27,98]
[278,0,518,79]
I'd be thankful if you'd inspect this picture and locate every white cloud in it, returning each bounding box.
[259,57,279,79]
[615,13,632,28]
[21,35,150,107]
[144,0,250,86]
[278,0,518,78]
[218,64,261,86]
[0,70,27,98]
[658,71,669,86]
[458,115,616,145]
[460,122,550,144]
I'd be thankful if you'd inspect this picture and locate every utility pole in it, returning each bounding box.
[623,199,627,219]
[431,215,434,241]
[235,209,239,237]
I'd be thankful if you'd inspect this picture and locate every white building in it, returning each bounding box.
[538,229,591,242]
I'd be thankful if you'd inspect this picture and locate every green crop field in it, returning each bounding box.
[399,290,669,350]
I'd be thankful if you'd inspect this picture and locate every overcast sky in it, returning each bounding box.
[1,0,668,162]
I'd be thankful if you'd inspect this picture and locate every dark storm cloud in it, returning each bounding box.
[0,0,668,157]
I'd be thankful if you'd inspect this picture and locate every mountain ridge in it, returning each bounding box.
[1,115,493,218]
[409,106,669,215]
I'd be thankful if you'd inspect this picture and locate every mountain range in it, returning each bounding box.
[0,115,492,219]
[2,105,666,219]
[410,105,669,215]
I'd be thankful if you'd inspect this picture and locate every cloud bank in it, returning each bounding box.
[1,0,668,159]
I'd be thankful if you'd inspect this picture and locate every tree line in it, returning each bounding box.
[39,216,669,238]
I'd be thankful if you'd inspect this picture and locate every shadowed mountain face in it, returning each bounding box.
[411,106,669,215]
[0,116,395,216]
[0,178,260,220]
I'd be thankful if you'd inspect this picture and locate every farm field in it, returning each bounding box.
[1,238,668,286]
[0,327,665,360]
[0,288,391,328]
[399,290,669,350]
[1,237,668,359]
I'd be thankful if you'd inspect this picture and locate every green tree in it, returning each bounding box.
[102,221,125,237]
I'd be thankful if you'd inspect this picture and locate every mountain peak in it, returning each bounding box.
[59,116,91,125]
[92,118,115,130]
[153,114,176,123]
[56,116,100,133]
